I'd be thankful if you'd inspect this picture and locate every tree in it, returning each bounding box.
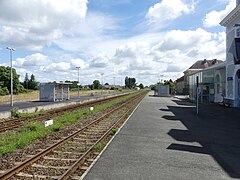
[28,74,38,90]
[93,80,100,89]
[125,76,136,89]
[23,73,29,89]
[139,83,144,89]
[0,66,25,95]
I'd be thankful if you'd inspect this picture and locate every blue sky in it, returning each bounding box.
[0,0,237,86]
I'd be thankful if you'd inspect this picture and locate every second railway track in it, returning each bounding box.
[0,91,147,179]
[0,92,133,133]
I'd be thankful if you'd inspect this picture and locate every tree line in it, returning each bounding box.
[0,66,38,95]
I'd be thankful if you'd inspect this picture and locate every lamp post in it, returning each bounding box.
[113,76,116,88]
[76,66,80,98]
[101,73,104,94]
[6,47,15,107]
[160,75,163,83]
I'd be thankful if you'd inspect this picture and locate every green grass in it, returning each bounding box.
[0,91,143,156]
[11,108,46,118]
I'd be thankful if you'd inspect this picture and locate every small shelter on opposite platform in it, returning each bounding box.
[39,82,72,102]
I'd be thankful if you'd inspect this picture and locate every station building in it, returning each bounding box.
[187,1,240,107]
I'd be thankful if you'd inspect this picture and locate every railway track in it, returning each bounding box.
[0,92,133,133]
[0,91,147,179]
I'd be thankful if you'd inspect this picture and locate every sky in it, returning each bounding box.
[0,0,237,86]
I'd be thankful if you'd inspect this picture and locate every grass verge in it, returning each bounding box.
[0,91,143,156]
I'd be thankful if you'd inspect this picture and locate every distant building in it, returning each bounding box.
[154,85,170,96]
[177,59,223,95]
[175,76,184,95]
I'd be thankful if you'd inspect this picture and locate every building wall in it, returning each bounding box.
[225,9,240,107]
[176,80,184,94]
[188,66,226,104]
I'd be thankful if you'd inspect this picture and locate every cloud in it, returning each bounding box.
[15,53,51,67]
[8,27,226,86]
[90,54,110,68]
[0,0,88,50]
[153,28,212,51]
[54,11,119,55]
[203,0,235,27]
[146,0,196,23]
[70,58,88,69]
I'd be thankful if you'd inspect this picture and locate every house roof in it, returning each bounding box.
[176,76,184,83]
[188,59,223,70]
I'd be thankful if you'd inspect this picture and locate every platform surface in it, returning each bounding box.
[84,91,240,180]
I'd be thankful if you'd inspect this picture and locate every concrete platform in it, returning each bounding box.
[0,92,126,119]
[84,91,240,180]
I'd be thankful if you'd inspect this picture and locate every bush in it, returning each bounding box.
[11,107,20,117]
[0,87,9,95]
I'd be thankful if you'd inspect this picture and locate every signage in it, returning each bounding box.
[227,77,233,81]
[45,119,53,127]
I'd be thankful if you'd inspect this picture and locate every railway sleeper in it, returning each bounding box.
[21,166,66,177]
[31,163,71,170]
[36,159,73,167]
[15,172,59,179]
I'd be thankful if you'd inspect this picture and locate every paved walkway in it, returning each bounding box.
[84,91,240,180]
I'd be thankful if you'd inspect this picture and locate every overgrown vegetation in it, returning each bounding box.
[93,141,107,152]
[11,108,45,118]
[0,91,142,156]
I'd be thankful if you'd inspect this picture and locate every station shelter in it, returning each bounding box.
[39,82,71,102]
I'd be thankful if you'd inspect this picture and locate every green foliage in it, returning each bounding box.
[139,83,144,89]
[11,107,20,118]
[125,76,136,89]
[28,74,38,90]
[111,128,118,135]
[93,142,106,152]
[0,86,9,95]
[93,80,101,89]
[0,66,26,95]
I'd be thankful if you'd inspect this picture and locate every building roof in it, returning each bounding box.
[176,76,184,83]
[202,60,227,71]
[41,82,72,85]
[188,59,223,70]
[220,4,240,27]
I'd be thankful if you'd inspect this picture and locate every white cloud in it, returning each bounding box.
[203,0,235,27]
[15,53,51,67]
[146,0,196,23]
[154,28,212,51]
[54,11,119,55]
[0,0,88,50]
[70,58,88,69]
[90,54,110,68]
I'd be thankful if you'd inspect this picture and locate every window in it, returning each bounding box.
[237,28,240,37]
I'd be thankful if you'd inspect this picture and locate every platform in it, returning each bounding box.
[0,92,125,119]
[84,91,240,179]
